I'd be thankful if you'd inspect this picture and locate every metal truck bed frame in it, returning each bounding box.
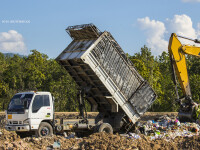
[56,24,156,123]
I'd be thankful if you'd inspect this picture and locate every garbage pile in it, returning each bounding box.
[132,115,200,141]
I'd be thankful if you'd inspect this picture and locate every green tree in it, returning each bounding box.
[187,56,200,103]
[129,46,163,111]
[157,51,178,111]
[23,50,47,90]
[3,54,25,90]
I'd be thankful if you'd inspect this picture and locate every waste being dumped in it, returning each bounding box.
[131,115,200,141]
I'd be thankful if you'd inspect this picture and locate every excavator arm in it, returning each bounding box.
[168,33,200,121]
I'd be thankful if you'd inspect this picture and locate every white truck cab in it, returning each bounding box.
[5,91,54,137]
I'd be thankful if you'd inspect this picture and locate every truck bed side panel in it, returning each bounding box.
[56,24,156,123]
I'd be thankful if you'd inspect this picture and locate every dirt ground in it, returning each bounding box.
[1,129,200,150]
[1,112,200,150]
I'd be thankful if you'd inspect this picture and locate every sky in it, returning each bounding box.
[0,0,200,58]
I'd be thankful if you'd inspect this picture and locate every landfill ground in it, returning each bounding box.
[1,112,200,150]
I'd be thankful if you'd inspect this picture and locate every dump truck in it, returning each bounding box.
[5,24,156,137]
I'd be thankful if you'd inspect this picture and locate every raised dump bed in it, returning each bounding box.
[56,24,156,124]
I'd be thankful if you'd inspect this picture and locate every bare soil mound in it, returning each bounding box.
[1,131,200,150]
[2,112,200,150]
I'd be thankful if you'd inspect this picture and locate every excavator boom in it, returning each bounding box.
[168,33,200,122]
[168,33,191,97]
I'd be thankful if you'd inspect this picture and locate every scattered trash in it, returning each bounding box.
[65,133,75,139]
[175,119,180,126]
[53,140,61,149]
[120,133,129,137]
[134,115,200,141]
[128,133,141,140]
[63,132,67,137]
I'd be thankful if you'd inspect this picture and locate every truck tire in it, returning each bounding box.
[98,123,113,134]
[37,122,53,137]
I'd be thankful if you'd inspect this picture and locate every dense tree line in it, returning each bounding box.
[0,47,199,112]
[0,50,78,112]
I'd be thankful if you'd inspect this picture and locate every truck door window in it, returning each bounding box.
[32,95,50,113]
[44,95,50,106]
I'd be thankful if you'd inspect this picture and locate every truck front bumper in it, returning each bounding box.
[5,124,30,132]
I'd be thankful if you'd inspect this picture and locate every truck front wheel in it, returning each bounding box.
[98,123,113,134]
[37,122,53,137]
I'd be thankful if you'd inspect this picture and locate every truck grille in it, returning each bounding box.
[9,121,23,125]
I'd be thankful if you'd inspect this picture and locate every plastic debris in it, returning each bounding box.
[63,132,67,137]
[53,140,61,149]
[128,133,141,140]
[135,115,200,141]
[65,133,75,139]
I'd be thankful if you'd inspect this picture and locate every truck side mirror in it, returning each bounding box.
[24,100,28,109]
[52,96,55,102]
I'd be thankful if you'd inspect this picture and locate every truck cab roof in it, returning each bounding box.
[16,91,51,95]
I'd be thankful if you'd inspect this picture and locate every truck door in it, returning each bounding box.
[30,95,53,120]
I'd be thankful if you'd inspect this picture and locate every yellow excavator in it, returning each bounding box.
[168,33,200,122]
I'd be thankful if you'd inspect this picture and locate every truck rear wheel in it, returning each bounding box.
[37,122,53,137]
[98,123,113,134]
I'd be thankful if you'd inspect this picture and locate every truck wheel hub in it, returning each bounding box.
[41,127,49,136]
[103,128,109,133]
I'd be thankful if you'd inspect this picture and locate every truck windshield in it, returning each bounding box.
[7,94,33,113]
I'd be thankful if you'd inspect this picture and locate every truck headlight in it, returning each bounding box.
[23,119,29,125]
